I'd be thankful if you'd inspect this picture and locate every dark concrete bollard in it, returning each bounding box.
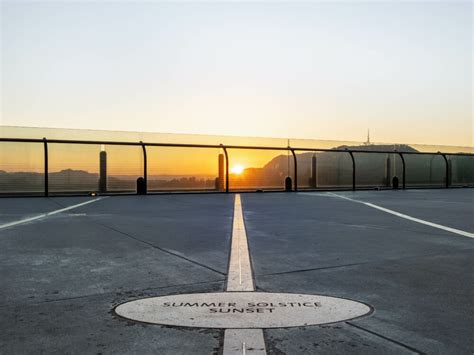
[392,176,399,190]
[99,151,107,193]
[285,176,292,192]
[137,177,147,195]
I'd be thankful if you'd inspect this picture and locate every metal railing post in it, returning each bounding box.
[140,141,147,194]
[398,152,406,189]
[441,153,449,188]
[290,148,297,191]
[348,150,356,191]
[43,137,49,197]
[221,145,229,193]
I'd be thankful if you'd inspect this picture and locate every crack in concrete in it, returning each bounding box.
[94,220,227,276]
[257,249,474,277]
[346,321,423,354]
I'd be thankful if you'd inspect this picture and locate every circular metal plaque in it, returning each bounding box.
[115,292,371,328]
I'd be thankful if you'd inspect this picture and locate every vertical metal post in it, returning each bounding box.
[311,154,317,189]
[441,153,449,188]
[385,156,391,187]
[140,141,147,194]
[221,145,229,193]
[290,148,297,191]
[218,153,225,191]
[397,152,406,189]
[43,137,48,197]
[99,149,107,193]
[348,150,355,191]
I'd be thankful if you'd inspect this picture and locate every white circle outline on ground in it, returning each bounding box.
[114,292,372,329]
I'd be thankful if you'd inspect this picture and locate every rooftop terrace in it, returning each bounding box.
[0,189,473,354]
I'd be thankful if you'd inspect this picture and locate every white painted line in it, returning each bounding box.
[223,329,266,355]
[0,197,107,231]
[224,194,266,354]
[318,192,474,239]
[227,194,255,292]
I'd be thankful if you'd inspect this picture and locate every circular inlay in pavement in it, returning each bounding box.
[115,292,372,329]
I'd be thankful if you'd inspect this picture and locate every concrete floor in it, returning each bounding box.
[0,189,473,354]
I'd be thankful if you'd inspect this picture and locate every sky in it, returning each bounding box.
[1,1,472,147]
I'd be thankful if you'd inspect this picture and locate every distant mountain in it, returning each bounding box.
[334,144,418,152]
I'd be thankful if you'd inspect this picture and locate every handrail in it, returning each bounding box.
[1,137,473,156]
[1,136,472,196]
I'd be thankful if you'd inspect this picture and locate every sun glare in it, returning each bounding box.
[231,165,245,175]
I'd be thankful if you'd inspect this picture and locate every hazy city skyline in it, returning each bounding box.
[1,1,472,147]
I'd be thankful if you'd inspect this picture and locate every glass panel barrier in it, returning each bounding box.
[227,149,294,191]
[447,155,474,186]
[104,145,143,193]
[48,143,101,194]
[404,154,445,187]
[353,152,403,188]
[296,151,353,189]
[147,147,221,191]
[0,141,44,194]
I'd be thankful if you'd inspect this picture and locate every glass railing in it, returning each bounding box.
[296,151,353,189]
[404,153,446,187]
[0,136,472,196]
[447,155,474,186]
[0,140,45,195]
[147,146,221,192]
[226,148,294,191]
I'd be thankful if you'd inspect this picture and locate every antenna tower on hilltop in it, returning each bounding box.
[364,129,371,145]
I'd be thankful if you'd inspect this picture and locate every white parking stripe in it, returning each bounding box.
[224,194,266,355]
[227,194,255,292]
[223,329,266,355]
[0,197,107,231]
[306,192,474,239]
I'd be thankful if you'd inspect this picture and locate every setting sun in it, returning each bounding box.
[231,165,245,175]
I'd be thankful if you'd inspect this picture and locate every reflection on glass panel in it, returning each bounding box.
[48,143,101,194]
[0,142,44,194]
[404,154,445,187]
[448,156,474,186]
[297,151,353,189]
[228,149,293,191]
[147,147,220,191]
[105,145,143,192]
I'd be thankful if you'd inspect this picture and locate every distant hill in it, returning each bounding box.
[334,144,418,152]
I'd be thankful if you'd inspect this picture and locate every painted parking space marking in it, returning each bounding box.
[115,194,372,354]
[223,329,265,355]
[227,194,255,291]
[223,194,265,354]
[0,197,107,231]
[317,192,474,239]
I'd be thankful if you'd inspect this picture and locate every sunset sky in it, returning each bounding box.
[1,1,472,147]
